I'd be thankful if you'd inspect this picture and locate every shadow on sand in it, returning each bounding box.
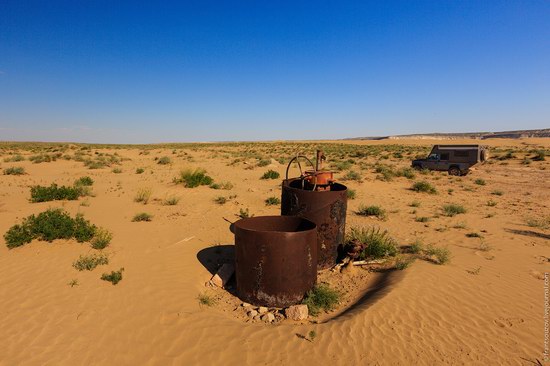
[506,228,550,240]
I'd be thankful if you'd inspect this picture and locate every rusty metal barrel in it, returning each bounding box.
[234,216,317,308]
[281,178,348,269]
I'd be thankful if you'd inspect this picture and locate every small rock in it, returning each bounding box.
[258,306,268,314]
[247,310,258,318]
[341,262,355,275]
[210,263,235,288]
[253,315,261,321]
[262,313,275,322]
[285,305,309,321]
[241,302,252,308]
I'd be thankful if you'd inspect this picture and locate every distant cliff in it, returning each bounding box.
[346,128,550,140]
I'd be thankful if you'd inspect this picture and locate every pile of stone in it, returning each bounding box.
[240,303,309,323]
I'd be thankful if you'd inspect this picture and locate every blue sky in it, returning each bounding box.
[1,1,549,143]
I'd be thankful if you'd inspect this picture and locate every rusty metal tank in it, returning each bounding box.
[234,216,317,308]
[281,178,348,269]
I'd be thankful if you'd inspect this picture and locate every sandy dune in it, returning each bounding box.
[0,138,548,365]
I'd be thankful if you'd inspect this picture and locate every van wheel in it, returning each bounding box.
[448,167,461,176]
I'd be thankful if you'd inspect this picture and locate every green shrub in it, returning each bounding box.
[90,228,113,250]
[532,150,546,161]
[101,268,124,285]
[214,196,227,205]
[136,168,145,174]
[424,245,451,264]
[415,216,430,223]
[112,168,122,174]
[491,190,503,196]
[356,204,386,220]
[30,184,83,202]
[443,204,467,217]
[409,239,424,254]
[132,213,152,222]
[3,209,97,248]
[346,226,398,259]
[157,156,171,165]
[409,200,421,207]
[396,167,416,179]
[174,169,214,188]
[395,256,415,270]
[3,154,25,162]
[163,196,180,205]
[526,216,550,230]
[260,169,280,180]
[474,178,486,186]
[265,196,281,206]
[74,176,94,187]
[134,187,152,204]
[3,166,25,175]
[412,181,437,194]
[257,159,270,167]
[238,208,252,219]
[197,292,217,306]
[466,232,482,238]
[302,283,340,316]
[346,189,356,200]
[209,181,233,190]
[73,253,109,271]
[343,170,362,181]
[487,200,497,207]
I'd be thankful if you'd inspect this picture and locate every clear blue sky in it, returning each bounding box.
[1,1,549,143]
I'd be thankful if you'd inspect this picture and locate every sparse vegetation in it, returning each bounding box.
[74,176,94,187]
[474,178,486,186]
[466,232,482,238]
[174,168,214,188]
[163,196,180,205]
[395,256,415,270]
[30,184,83,202]
[101,268,124,285]
[443,204,467,217]
[4,209,96,249]
[265,196,280,206]
[356,204,386,220]
[209,181,233,190]
[157,156,171,165]
[132,212,153,222]
[214,196,227,205]
[73,253,109,271]
[345,226,398,259]
[302,283,340,316]
[90,228,113,250]
[197,292,217,306]
[134,187,152,204]
[3,166,25,175]
[415,216,430,223]
[412,181,437,194]
[237,208,252,219]
[3,154,25,162]
[136,167,145,174]
[342,170,362,182]
[346,189,356,200]
[424,245,451,264]
[526,216,550,230]
[409,239,424,254]
[260,169,280,180]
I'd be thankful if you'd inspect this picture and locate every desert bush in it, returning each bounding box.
[214,196,227,205]
[163,196,180,205]
[134,187,152,204]
[412,181,437,194]
[356,204,386,220]
[157,156,172,165]
[210,181,233,190]
[73,253,109,271]
[265,196,281,206]
[487,200,497,207]
[424,245,451,264]
[302,283,340,316]
[238,208,252,219]
[409,239,424,254]
[74,176,94,187]
[4,209,97,248]
[342,170,362,182]
[415,216,429,223]
[136,167,145,174]
[3,154,25,162]
[257,159,270,167]
[443,204,467,217]
[174,169,214,188]
[345,226,398,259]
[466,232,482,238]
[101,268,124,285]
[112,168,122,174]
[90,228,113,250]
[532,150,546,161]
[526,216,550,230]
[346,189,356,200]
[30,184,83,202]
[3,166,25,175]
[197,292,217,306]
[474,178,486,186]
[395,256,415,270]
[132,213,152,222]
[260,169,280,180]
[409,200,421,207]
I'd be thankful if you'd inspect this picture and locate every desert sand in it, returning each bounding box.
[0,138,548,365]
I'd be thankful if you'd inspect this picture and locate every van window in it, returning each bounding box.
[440,153,449,160]
[454,151,470,157]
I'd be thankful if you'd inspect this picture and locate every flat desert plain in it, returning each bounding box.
[0,138,549,365]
